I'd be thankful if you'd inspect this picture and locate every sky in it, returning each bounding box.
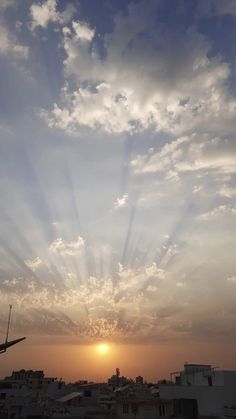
[0,0,236,381]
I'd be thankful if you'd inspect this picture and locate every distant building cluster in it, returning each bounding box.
[0,364,236,418]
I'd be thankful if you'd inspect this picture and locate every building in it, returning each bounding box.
[108,369,130,389]
[115,385,173,419]
[159,363,236,418]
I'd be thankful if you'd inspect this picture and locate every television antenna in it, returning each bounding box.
[0,305,26,354]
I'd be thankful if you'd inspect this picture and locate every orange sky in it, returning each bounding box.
[1,339,236,383]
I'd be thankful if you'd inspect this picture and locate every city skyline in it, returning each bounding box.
[0,0,236,381]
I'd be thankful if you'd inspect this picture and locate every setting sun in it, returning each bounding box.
[97,343,110,354]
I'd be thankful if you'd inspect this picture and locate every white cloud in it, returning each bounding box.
[200,205,236,220]
[71,20,95,42]
[30,0,75,30]
[145,263,165,280]
[49,236,85,256]
[113,262,167,311]
[41,1,236,137]
[114,193,128,209]
[131,136,189,174]
[131,134,236,176]
[24,256,43,272]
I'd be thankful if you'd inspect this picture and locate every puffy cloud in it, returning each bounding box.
[0,258,168,337]
[71,20,95,42]
[1,254,235,342]
[114,193,128,209]
[49,236,85,256]
[24,256,43,272]
[30,0,75,30]
[145,263,165,279]
[41,1,236,137]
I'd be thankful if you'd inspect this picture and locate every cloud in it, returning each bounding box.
[24,256,43,272]
[200,205,236,220]
[145,263,165,279]
[131,134,236,176]
[0,0,28,58]
[11,308,79,336]
[1,0,236,346]
[40,0,236,137]
[114,193,128,209]
[1,255,235,343]
[0,23,28,58]
[71,20,95,42]
[49,236,85,256]
[30,0,75,30]
[0,260,166,341]
[131,137,189,174]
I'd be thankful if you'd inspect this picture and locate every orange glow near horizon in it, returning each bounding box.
[2,340,236,384]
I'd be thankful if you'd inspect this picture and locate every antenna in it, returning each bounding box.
[0,305,25,354]
[5,304,12,345]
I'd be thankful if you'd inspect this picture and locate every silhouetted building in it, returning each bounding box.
[108,368,130,389]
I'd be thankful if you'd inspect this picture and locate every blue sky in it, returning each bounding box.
[0,0,236,347]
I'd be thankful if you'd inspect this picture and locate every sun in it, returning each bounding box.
[97,343,110,354]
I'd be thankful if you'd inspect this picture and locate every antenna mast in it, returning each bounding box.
[5,304,12,344]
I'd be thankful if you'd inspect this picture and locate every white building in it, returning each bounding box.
[159,363,236,418]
